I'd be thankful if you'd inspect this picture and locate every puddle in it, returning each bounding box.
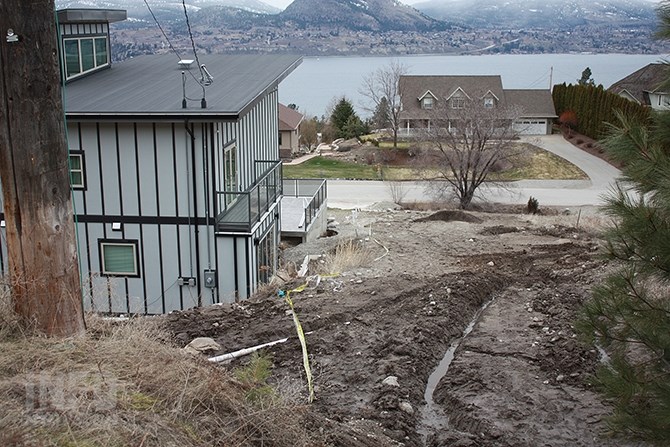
[418,298,495,445]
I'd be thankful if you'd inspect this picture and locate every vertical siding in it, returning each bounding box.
[213,88,281,302]
[66,118,218,314]
[0,88,281,313]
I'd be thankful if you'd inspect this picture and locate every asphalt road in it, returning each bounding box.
[326,135,622,209]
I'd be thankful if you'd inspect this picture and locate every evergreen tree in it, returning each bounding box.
[372,96,391,130]
[341,115,367,140]
[330,97,364,139]
[576,108,670,443]
[577,10,670,442]
[578,67,595,86]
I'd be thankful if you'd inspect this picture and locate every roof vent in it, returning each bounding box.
[178,59,194,69]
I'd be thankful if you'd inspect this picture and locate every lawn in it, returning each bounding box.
[283,146,587,181]
[283,157,377,179]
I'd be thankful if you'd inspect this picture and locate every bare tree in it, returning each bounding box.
[419,94,522,209]
[0,0,85,336]
[359,60,408,148]
[299,115,319,151]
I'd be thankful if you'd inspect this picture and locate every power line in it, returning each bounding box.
[143,0,206,106]
[181,0,203,79]
[142,0,184,62]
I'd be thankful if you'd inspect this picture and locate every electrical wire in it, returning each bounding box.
[181,0,204,79]
[142,0,202,86]
[143,0,184,61]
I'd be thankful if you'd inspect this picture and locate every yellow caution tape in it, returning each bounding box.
[279,274,339,404]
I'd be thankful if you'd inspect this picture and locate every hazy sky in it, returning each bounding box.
[265,0,424,9]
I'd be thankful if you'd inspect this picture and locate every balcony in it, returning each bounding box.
[216,160,282,233]
[281,178,327,243]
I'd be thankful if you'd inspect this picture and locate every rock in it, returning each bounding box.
[487,261,495,266]
[182,337,221,355]
[399,401,414,415]
[382,376,400,387]
[556,375,565,382]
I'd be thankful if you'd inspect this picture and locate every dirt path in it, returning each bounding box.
[166,207,641,446]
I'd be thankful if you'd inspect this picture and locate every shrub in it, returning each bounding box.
[527,196,539,215]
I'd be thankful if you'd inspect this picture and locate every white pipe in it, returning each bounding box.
[207,330,315,363]
[208,337,289,363]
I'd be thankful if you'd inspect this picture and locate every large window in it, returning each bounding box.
[100,241,140,277]
[484,97,494,108]
[257,225,276,284]
[451,97,465,109]
[224,144,237,207]
[69,152,85,189]
[422,97,434,110]
[63,36,109,80]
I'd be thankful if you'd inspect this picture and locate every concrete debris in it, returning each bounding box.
[382,376,400,387]
[182,337,221,355]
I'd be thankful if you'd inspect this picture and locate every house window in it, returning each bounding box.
[224,144,237,208]
[100,240,140,277]
[63,36,109,80]
[422,97,434,110]
[257,224,276,284]
[69,152,85,189]
[451,97,465,109]
[484,97,494,108]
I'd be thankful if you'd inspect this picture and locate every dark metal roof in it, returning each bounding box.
[57,8,127,23]
[64,54,302,119]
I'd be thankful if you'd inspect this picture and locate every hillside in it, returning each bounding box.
[413,0,657,30]
[279,0,445,31]
[55,0,281,21]
[56,0,669,56]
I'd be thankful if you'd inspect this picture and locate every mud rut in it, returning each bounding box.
[167,224,627,446]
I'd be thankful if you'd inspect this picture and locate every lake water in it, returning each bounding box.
[278,53,667,117]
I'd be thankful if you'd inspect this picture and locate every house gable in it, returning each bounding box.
[445,86,471,101]
[608,63,668,108]
[399,75,505,116]
[279,103,304,131]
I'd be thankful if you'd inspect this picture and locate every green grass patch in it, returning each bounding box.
[283,157,381,179]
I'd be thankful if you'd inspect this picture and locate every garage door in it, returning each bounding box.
[514,119,548,135]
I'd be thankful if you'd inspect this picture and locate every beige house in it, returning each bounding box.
[608,63,669,111]
[279,103,304,157]
[398,75,557,135]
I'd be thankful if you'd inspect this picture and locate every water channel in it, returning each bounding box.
[418,298,496,445]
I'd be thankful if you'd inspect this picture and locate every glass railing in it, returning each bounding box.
[216,161,282,232]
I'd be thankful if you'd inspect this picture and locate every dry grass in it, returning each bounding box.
[319,238,376,275]
[0,291,317,447]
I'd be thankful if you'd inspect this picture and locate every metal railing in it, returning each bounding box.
[283,178,327,231]
[216,160,282,232]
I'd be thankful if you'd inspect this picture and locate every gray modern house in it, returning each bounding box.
[0,9,321,314]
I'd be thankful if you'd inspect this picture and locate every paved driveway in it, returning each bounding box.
[326,135,622,209]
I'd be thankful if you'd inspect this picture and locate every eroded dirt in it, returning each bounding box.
[165,207,638,446]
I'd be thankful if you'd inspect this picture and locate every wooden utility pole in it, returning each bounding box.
[0,1,85,336]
